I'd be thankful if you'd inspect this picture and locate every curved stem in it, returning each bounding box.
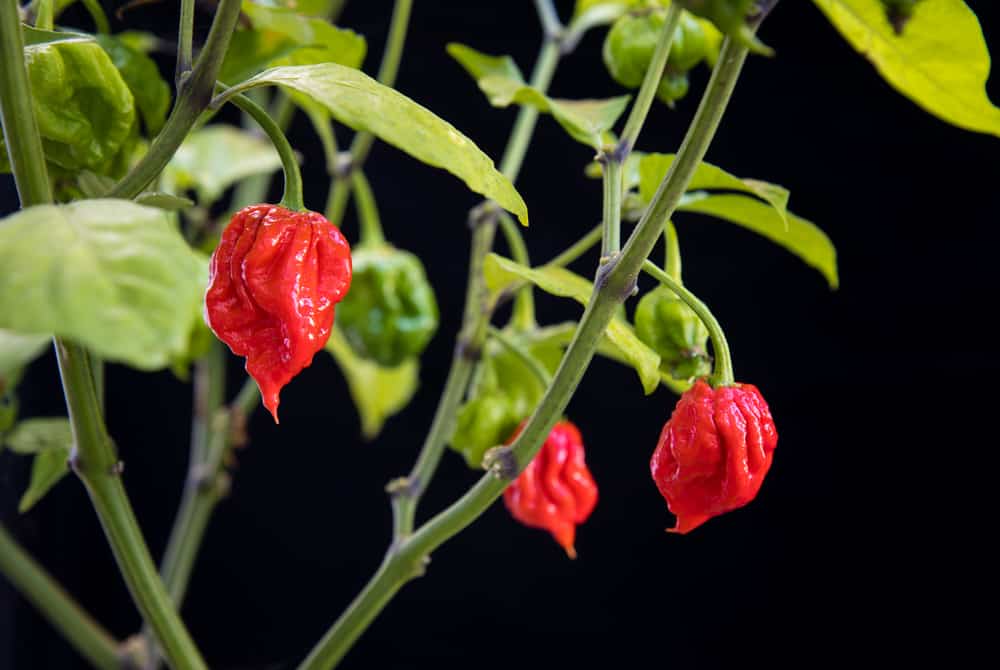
[224,90,305,211]
[80,0,109,34]
[299,35,752,670]
[0,525,121,670]
[664,220,682,282]
[642,260,733,386]
[487,326,551,386]
[109,0,243,199]
[325,0,413,223]
[547,223,603,268]
[496,211,535,330]
[351,170,385,246]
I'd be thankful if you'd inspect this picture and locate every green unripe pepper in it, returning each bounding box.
[657,71,690,107]
[451,392,515,468]
[670,13,708,72]
[336,244,439,367]
[635,285,712,380]
[676,0,773,56]
[603,10,666,89]
[1,37,136,176]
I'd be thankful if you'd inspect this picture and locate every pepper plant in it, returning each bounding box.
[0,0,996,668]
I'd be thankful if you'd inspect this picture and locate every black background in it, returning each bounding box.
[2,1,997,668]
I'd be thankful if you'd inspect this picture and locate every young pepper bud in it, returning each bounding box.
[503,420,598,558]
[650,379,777,533]
[205,205,352,422]
[335,245,438,367]
[635,285,712,380]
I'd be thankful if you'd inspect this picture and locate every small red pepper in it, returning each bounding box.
[205,204,352,422]
[650,379,777,533]
[503,420,598,558]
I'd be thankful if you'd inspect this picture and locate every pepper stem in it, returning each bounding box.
[641,260,735,387]
[664,221,682,282]
[222,88,306,212]
[351,170,386,247]
[487,326,552,386]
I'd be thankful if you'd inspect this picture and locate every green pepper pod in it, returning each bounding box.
[635,285,712,380]
[336,244,439,367]
[676,0,773,56]
[1,37,136,176]
[451,392,516,469]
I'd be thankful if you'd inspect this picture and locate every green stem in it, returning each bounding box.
[496,211,535,330]
[547,223,602,268]
[224,90,305,211]
[176,0,195,83]
[324,0,413,223]
[498,40,559,180]
[232,376,261,418]
[80,0,109,34]
[618,3,681,152]
[642,260,733,386]
[298,35,751,670]
[600,159,623,258]
[33,0,52,29]
[109,0,242,199]
[664,220,682,282]
[533,0,563,40]
[487,326,551,386]
[0,525,121,670]
[351,170,385,246]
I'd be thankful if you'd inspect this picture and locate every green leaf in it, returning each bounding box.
[483,254,661,393]
[19,448,71,513]
[812,0,1000,137]
[220,2,366,83]
[96,34,171,135]
[0,200,208,369]
[678,193,839,288]
[639,153,790,228]
[4,418,72,454]
[447,43,629,150]
[134,192,195,211]
[20,26,91,48]
[0,330,49,379]
[162,125,283,204]
[324,328,419,439]
[221,64,530,225]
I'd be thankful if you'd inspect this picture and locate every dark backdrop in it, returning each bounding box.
[2,1,997,668]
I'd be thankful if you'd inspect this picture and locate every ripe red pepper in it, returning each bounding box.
[650,379,777,533]
[205,205,352,422]
[503,420,598,558]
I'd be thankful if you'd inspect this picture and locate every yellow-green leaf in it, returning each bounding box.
[679,194,839,288]
[812,0,1000,136]
[324,328,419,439]
[221,64,529,225]
[483,254,661,394]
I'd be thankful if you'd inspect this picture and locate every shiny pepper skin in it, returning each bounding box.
[335,245,438,367]
[205,205,352,421]
[503,420,598,558]
[651,380,777,533]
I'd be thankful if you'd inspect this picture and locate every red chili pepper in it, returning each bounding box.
[650,379,777,533]
[503,420,598,558]
[205,204,352,422]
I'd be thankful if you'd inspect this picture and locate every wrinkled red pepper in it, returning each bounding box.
[503,420,598,558]
[205,204,352,422]
[651,380,777,533]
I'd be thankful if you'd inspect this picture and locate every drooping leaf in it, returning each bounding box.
[447,43,630,149]
[0,330,49,379]
[0,200,207,369]
[483,254,662,393]
[219,2,366,83]
[678,193,839,288]
[812,0,1000,136]
[19,448,71,513]
[219,64,530,224]
[162,125,283,204]
[3,418,72,455]
[324,328,419,439]
[639,153,790,228]
[96,34,171,135]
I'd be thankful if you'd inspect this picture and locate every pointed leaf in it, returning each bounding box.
[0,200,207,369]
[220,64,529,224]
[483,254,661,394]
[639,153,790,228]
[19,448,72,512]
[133,192,195,211]
[812,0,1000,137]
[1,330,49,378]
[324,328,419,439]
[4,418,72,454]
[548,96,631,148]
[446,43,525,82]
[679,194,839,288]
[162,125,283,204]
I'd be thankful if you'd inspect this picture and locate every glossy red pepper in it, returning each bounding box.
[650,379,777,533]
[205,204,352,422]
[503,420,598,558]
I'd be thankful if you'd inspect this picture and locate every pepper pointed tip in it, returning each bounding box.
[564,545,578,560]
